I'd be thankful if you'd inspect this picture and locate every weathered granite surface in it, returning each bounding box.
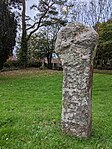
[55,22,98,138]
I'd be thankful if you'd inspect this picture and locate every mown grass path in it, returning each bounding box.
[0,69,112,149]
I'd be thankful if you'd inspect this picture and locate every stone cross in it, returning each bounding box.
[55,22,98,138]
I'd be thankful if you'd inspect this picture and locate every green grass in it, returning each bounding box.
[0,69,112,149]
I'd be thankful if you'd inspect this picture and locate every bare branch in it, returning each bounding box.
[26,1,55,41]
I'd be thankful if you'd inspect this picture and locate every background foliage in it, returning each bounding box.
[0,0,17,70]
[94,20,112,69]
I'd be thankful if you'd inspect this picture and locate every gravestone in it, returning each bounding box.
[55,22,98,138]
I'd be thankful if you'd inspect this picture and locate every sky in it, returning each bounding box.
[26,0,38,19]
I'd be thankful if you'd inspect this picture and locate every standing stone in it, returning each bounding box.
[55,22,98,138]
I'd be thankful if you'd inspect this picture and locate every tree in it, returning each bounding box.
[0,0,17,70]
[19,0,67,68]
[69,0,112,26]
[19,0,27,68]
[27,23,63,68]
[94,20,112,69]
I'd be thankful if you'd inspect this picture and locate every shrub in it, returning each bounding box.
[3,60,20,68]
[28,61,41,68]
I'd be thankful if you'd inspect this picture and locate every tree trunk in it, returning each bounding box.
[47,51,52,69]
[21,31,28,68]
[0,61,3,70]
[100,54,103,69]
[20,0,27,68]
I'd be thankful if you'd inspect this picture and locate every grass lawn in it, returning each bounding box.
[0,69,112,149]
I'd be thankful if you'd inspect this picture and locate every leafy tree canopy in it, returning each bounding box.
[0,0,17,70]
[94,20,112,69]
